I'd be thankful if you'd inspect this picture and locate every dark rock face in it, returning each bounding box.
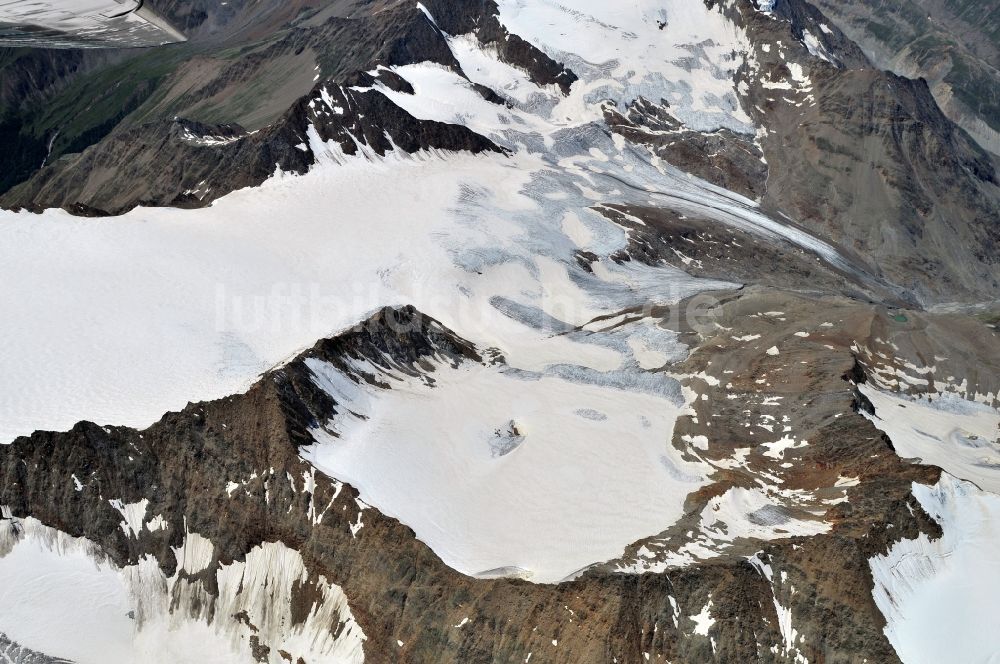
[147,0,285,41]
[0,47,134,194]
[419,0,577,94]
[768,0,871,70]
[0,0,447,199]
[0,0,293,194]
[3,79,504,215]
[0,301,982,663]
[759,66,1000,302]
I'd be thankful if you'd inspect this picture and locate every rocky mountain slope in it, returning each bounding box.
[2,301,995,663]
[0,0,999,662]
[811,0,1000,156]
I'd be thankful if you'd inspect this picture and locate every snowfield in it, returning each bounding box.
[303,352,709,583]
[860,384,1000,494]
[0,1,868,445]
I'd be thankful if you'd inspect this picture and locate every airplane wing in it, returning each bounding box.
[0,0,186,48]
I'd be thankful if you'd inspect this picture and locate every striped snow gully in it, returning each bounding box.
[861,381,1000,663]
[869,475,1000,664]
[748,554,810,663]
[0,513,365,664]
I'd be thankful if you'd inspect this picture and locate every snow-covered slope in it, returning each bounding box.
[870,475,1000,664]
[861,380,1000,663]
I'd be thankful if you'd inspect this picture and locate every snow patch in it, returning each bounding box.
[690,600,715,636]
[108,499,148,539]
